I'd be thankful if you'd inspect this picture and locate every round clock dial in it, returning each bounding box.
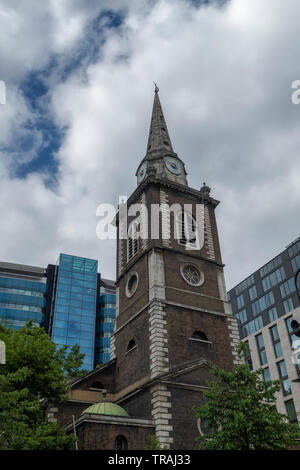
[137,163,147,184]
[166,158,182,175]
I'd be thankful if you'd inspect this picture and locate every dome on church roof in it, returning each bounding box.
[82,401,129,417]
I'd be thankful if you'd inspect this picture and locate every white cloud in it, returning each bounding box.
[0,0,300,289]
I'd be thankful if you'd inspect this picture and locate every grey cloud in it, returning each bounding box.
[0,0,299,290]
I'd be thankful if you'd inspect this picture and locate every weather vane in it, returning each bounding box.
[154,81,159,93]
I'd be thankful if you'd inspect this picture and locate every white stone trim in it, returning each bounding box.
[118,238,124,276]
[151,384,173,449]
[227,315,243,365]
[160,189,171,247]
[110,334,116,360]
[140,193,148,250]
[204,205,215,260]
[149,300,169,379]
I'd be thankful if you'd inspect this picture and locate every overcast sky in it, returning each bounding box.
[0,0,299,290]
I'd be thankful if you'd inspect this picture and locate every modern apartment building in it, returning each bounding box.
[0,254,116,370]
[228,236,300,423]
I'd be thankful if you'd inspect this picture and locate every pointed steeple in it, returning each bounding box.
[145,84,175,159]
[136,85,188,187]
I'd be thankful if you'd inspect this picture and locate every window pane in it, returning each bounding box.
[274,341,283,358]
[270,325,279,341]
[285,399,297,423]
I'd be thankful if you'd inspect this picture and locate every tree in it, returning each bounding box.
[194,344,300,450]
[0,321,85,450]
[144,434,168,450]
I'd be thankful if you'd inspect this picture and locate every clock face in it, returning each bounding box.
[137,163,147,184]
[166,158,182,175]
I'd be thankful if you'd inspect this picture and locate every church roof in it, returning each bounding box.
[82,401,129,417]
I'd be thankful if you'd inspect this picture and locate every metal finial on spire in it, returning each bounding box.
[154,82,159,93]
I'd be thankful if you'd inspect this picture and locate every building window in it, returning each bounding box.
[248,285,257,301]
[236,309,247,325]
[180,264,204,287]
[259,255,282,278]
[235,275,254,296]
[244,341,253,370]
[115,435,128,450]
[176,212,198,249]
[280,277,296,299]
[127,339,136,352]
[262,367,271,383]
[251,292,275,316]
[270,325,283,359]
[237,294,244,309]
[262,266,286,292]
[283,297,294,314]
[192,331,208,341]
[268,307,278,323]
[125,272,139,298]
[291,254,300,273]
[285,399,298,423]
[241,315,263,339]
[277,360,291,397]
[288,239,300,258]
[256,333,268,365]
[127,220,140,262]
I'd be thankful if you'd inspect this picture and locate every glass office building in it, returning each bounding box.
[0,254,116,371]
[95,278,116,365]
[0,262,47,329]
[228,236,300,423]
[51,254,98,371]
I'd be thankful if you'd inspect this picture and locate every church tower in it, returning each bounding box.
[110,87,240,449]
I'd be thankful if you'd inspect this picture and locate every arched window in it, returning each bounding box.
[176,211,198,249]
[192,331,208,342]
[115,435,128,450]
[90,381,104,390]
[127,220,140,261]
[127,339,136,352]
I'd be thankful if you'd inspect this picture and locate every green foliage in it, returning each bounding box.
[54,343,87,377]
[194,345,300,450]
[144,434,168,450]
[0,321,86,450]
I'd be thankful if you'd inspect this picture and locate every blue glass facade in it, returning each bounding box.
[95,284,116,365]
[0,264,47,330]
[229,237,300,338]
[51,254,98,371]
[0,257,115,371]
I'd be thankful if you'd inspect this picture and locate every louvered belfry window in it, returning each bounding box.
[176,211,197,248]
[127,219,140,261]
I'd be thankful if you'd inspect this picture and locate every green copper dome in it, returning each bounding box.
[82,401,129,417]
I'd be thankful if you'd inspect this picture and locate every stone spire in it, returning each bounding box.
[136,85,188,187]
[145,84,175,160]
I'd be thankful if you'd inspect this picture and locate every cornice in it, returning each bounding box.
[115,176,220,225]
[133,176,219,206]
